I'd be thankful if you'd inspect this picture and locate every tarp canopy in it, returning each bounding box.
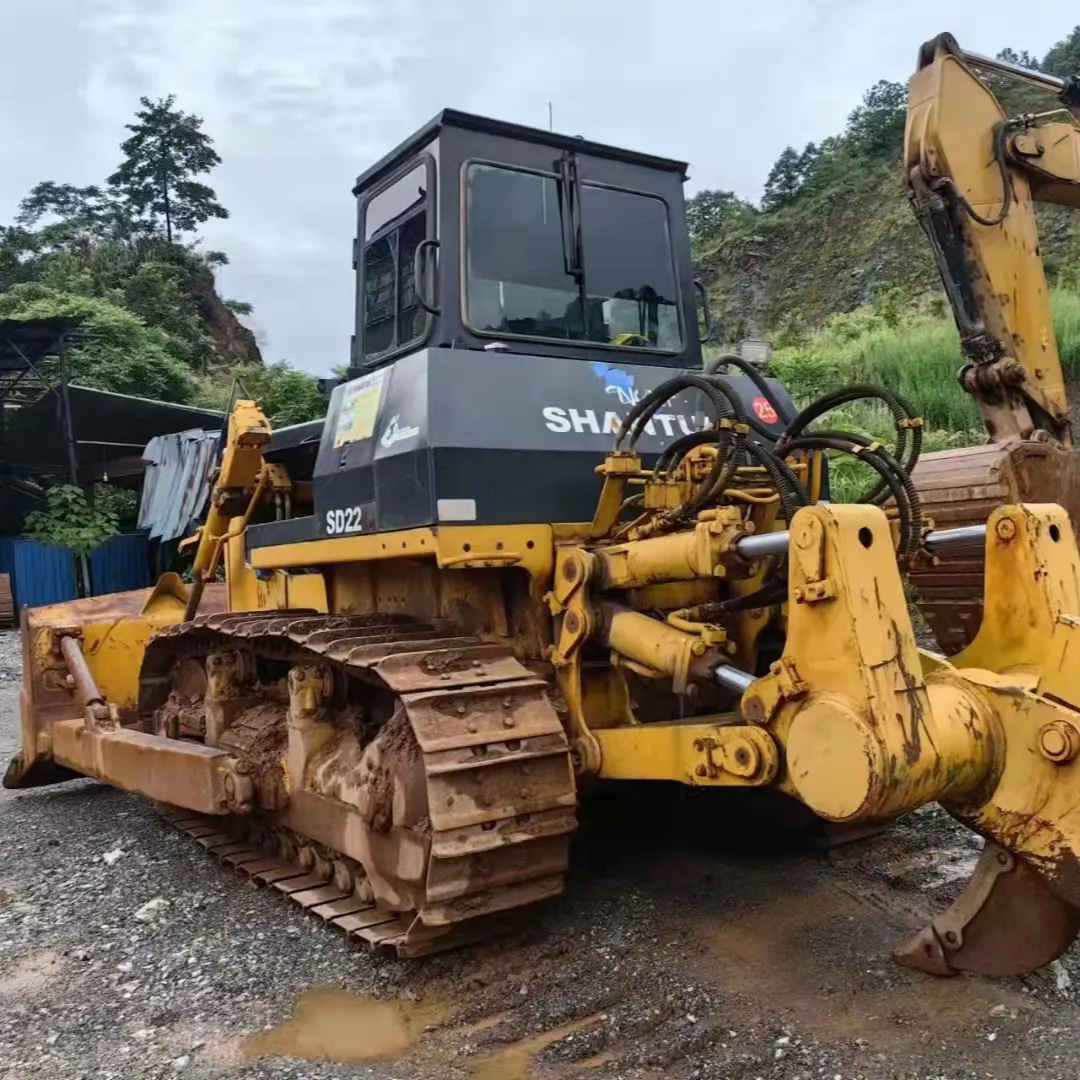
[0,316,82,371]
[2,384,223,485]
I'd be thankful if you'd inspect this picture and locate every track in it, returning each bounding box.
[140,611,578,958]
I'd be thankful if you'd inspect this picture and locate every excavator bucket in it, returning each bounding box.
[909,442,1080,652]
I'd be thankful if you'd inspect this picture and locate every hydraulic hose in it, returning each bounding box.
[779,383,922,503]
[781,434,920,554]
[707,352,797,425]
[743,440,808,526]
[616,374,735,452]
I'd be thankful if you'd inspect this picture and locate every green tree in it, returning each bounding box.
[996,47,1039,69]
[1042,26,1080,82]
[685,189,757,241]
[762,146,803,209]
[197,361,327,427]
[108,95,228,243]
[16,182,116,235]
[0,283,195,401]
[24,485,119,557]
[845,80,907,159]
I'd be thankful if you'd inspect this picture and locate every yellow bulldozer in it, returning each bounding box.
[5,34,1080,975]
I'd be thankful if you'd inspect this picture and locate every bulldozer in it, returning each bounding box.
[5,33,1080,976]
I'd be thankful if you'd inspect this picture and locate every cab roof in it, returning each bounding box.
[352,108,689,194]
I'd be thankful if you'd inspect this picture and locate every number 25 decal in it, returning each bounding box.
[751,395,779,424]
[325,507,364,534]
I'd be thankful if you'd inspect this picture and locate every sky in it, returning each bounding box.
[0,0,1073,376]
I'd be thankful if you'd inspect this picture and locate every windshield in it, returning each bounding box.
[464,163,683,351]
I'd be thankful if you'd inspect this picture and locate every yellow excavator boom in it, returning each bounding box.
[904,33,1080,651]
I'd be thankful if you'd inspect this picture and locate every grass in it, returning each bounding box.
[757,286,1080,502]
[769,286,1080,428]
[1054,287,1080,380]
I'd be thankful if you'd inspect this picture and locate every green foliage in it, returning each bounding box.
[761,82,906,213]
[93,484,140,532]
[24,485,119,557]
[773,302,980,430]
[1052,288,1080,379]
[772,289,1080,443]
[0,91,256,405]
[108,95,228,243]
[16,182,124,243]
[686,189,757,242]
[1043,26,1080,77]
[120,259,209,361]
[699,25,1080,349]
[195,361,327,427]
[763,143,823,210]
[0,283,195,401]
[844,81,907,160]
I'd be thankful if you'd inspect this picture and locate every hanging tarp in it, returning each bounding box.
[138,429,221,542]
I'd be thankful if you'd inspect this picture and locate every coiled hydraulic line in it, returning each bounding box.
[615,368,924,553]
[706,352,797,426]
[617,374,750,528]
[780,432,922,555]
[778,384,923,504]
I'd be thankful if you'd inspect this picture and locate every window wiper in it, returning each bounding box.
[555,151,588,333]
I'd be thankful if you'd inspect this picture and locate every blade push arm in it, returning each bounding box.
[905,33,1080,443]
[183,399,272,618]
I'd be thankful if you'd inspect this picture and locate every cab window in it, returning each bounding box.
[464,162,682,351]
[361,162,429,360]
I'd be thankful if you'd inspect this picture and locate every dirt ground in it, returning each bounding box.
[3,629,1080,1080]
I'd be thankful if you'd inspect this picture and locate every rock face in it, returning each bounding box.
[186,264,262,366]
[694,165,1078,343]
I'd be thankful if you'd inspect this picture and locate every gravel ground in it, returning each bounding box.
[3,627,1080,1080]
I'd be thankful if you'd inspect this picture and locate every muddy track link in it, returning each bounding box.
[155,807,523,957]
[141,610,578,958]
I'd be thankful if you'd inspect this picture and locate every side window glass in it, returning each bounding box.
[361,162,428,360]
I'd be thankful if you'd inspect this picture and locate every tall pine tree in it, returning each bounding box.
[108,95,228,243]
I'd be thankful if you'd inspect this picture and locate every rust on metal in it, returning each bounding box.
[139,614,578,957]
[894,843,1080,975]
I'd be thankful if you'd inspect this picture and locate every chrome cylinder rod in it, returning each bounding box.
[736,524,987,560]
[713,664,756,694]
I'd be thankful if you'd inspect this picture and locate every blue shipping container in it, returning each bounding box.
[12,539,77,609]
[90,532,151,596]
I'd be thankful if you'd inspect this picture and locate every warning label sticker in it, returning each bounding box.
[333,369,388,448]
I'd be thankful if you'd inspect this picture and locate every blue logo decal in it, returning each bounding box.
[591,362,639,407]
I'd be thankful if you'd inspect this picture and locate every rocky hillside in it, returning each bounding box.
[691,26,1080,342]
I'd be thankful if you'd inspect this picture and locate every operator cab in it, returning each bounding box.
[253,111,797,549]
[349,108,703,375]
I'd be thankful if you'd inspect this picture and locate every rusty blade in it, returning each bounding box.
[894,843,1080,976]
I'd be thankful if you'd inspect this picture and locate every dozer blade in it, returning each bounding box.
[909,440,1080,653]
[2,751,82,790]
[894,843,1080,976]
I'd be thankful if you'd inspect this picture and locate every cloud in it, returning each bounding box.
[0,0,1072,373]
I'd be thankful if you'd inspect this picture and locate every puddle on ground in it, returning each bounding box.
[242,988,448,1064]
[470,1014,603,1080]
[243,989,608,1078]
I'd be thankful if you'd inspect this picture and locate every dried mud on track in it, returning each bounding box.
[3,629,1080,1080]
